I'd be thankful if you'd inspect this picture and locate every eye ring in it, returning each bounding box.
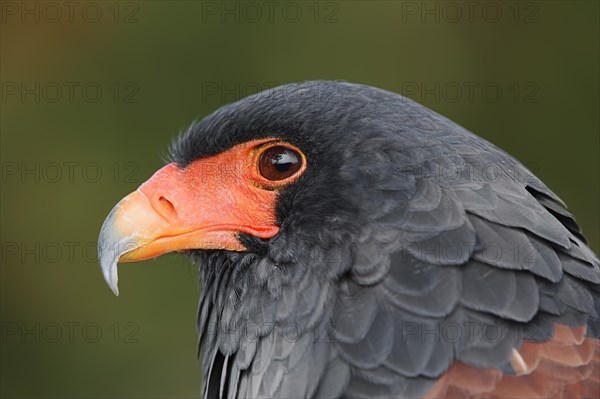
[254,142,306,186]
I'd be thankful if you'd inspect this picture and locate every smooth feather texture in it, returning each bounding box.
[167,81,600,398]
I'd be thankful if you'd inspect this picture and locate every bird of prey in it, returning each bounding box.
[98,81,599,398]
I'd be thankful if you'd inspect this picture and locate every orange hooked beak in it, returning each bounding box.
[97,139,291,295]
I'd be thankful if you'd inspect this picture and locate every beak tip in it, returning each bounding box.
[100,257,120,296]
[98,202,131,297]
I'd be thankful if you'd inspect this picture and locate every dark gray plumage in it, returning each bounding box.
[167,81,600,398]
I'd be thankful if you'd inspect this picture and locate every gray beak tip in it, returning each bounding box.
[98,203,129,297]
[99,253,120,297]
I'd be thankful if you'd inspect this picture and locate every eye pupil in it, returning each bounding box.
[274,162,291,173]
[259,145,303,181]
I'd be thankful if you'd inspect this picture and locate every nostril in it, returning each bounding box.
[158,196,177,219]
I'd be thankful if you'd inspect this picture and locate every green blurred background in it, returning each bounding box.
[1,1,598,397]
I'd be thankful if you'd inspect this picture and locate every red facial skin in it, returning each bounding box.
[110,138,306,262]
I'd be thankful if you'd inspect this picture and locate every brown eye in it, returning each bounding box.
[258,145,303,181]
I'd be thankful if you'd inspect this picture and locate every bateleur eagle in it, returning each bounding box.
[98,81,600,398]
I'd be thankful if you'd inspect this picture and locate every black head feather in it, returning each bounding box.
[170,80,461,253]
[169,81,599,398]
